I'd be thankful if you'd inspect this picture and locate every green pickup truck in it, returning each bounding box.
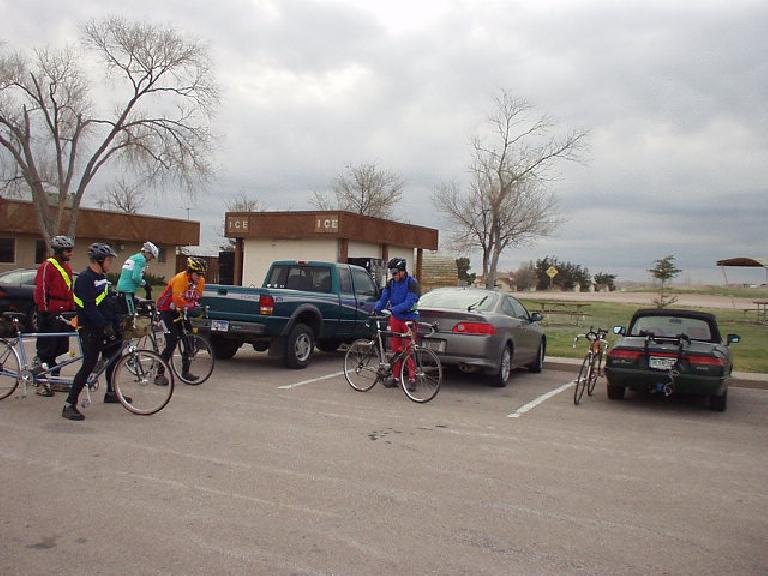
[194,260,380,368]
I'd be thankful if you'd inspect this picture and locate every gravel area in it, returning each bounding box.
[510,290,759,310]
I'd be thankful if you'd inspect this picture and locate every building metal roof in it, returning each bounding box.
[715,257,768,267]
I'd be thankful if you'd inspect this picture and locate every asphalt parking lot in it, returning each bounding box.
[2,349,767,576]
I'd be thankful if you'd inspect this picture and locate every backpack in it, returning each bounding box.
[387,274,420,295]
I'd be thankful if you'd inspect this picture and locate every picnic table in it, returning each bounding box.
[530,301,592,326]
[755,301,768,322]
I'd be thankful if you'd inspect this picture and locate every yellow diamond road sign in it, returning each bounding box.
[546,266,559,279]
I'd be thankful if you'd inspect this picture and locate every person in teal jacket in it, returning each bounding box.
[117,241,159,314]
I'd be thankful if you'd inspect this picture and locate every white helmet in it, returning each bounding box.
[142,241,159,258]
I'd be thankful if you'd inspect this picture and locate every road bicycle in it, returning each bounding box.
[0,312,174,415]
[130,300,215,385]
[572,327,609,405]
[344,311,442,403]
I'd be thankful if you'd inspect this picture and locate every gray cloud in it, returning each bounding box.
[2,0,766,283]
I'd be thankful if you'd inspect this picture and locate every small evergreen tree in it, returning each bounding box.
[649,255,681,308]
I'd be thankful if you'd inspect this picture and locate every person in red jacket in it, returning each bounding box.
[33,235,75,397]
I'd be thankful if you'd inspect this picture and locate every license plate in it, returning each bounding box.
[423,339,446,353]
[649,356,677,370]
[211,320,230,332]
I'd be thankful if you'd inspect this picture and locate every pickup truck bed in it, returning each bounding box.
[194,261,379,368]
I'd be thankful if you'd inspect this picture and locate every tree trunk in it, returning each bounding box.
[486,245,502,290]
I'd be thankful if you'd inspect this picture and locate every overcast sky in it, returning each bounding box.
[3,0,767,284]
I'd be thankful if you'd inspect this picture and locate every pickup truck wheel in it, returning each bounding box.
[210,336,240,360]
[285,323,314,369]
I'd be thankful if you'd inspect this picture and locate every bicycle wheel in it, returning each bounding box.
[344,340,381,392]
[574,354,591,405]
[0,340,20,400]
[171,334,214,385]
[587,351,602,396]
[112,349,174,415]
[400,346,441,403]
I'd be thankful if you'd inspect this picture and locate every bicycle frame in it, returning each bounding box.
[367,316,424,381]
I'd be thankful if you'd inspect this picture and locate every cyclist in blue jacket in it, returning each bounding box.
[374,258,421,387]
[63,243,125,421]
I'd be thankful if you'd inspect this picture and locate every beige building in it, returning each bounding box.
[0,199,199,281]
[224,211,439,287]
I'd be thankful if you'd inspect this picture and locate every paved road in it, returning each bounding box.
[1,350,767,575]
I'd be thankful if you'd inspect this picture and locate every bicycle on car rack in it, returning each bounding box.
[0,311,174,415]
[572,327,609,405]
[343,310,442,403]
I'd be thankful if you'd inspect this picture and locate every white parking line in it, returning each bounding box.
[278,371,345,390]
[507,381,576,418]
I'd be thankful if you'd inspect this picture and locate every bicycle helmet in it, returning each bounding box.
[187,256,207,274]
[88,242,117,262]
[142,241,159,258]
[387,257,406,272]
[51,235,74,251]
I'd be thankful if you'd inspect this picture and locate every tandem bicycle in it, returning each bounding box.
[0,312,175,415]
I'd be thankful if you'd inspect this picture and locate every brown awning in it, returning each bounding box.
[224,210,438,250]
[0,199,199,246]
[716,257,768,267]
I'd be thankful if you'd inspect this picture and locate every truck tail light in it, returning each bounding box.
[259,295,274,315]
[452,322,496,335]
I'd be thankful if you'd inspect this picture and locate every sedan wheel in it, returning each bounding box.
[489,345,511,387]
[27,305,39,332]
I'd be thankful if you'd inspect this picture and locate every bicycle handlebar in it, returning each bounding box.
[572,327,609,348]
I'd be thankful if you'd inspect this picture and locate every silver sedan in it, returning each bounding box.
[416,288,546,386]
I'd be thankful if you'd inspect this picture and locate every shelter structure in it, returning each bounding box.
[716,257,768,284]
[224,211,439,287]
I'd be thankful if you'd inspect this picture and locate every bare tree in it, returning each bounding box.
[311,162,405,219]
[96,177,145,213]
[226,191,265,213]
[432,175,493,274]
[218,191,266,251]
[434,90,587,288]
[0,17,218,252]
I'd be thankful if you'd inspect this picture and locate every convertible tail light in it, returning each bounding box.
[686,354,726,368]
[259,295,274,315]
[453,322,496,335]
[608,349,643,361]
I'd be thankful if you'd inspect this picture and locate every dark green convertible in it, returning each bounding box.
[606,309,739,411]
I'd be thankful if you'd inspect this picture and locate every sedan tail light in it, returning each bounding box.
[453,322,496,335]
[686,354,727,368]
[607,348,643,361]
[259,295,274,315]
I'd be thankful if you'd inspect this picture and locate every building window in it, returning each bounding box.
[157,247,166,263]
[0,238,15,263]
[35,240,47,264]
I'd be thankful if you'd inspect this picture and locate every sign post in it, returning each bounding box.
[546,265,559,290]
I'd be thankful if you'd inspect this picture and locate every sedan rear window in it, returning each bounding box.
[630,316,712,341]
[418,290,497,312]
